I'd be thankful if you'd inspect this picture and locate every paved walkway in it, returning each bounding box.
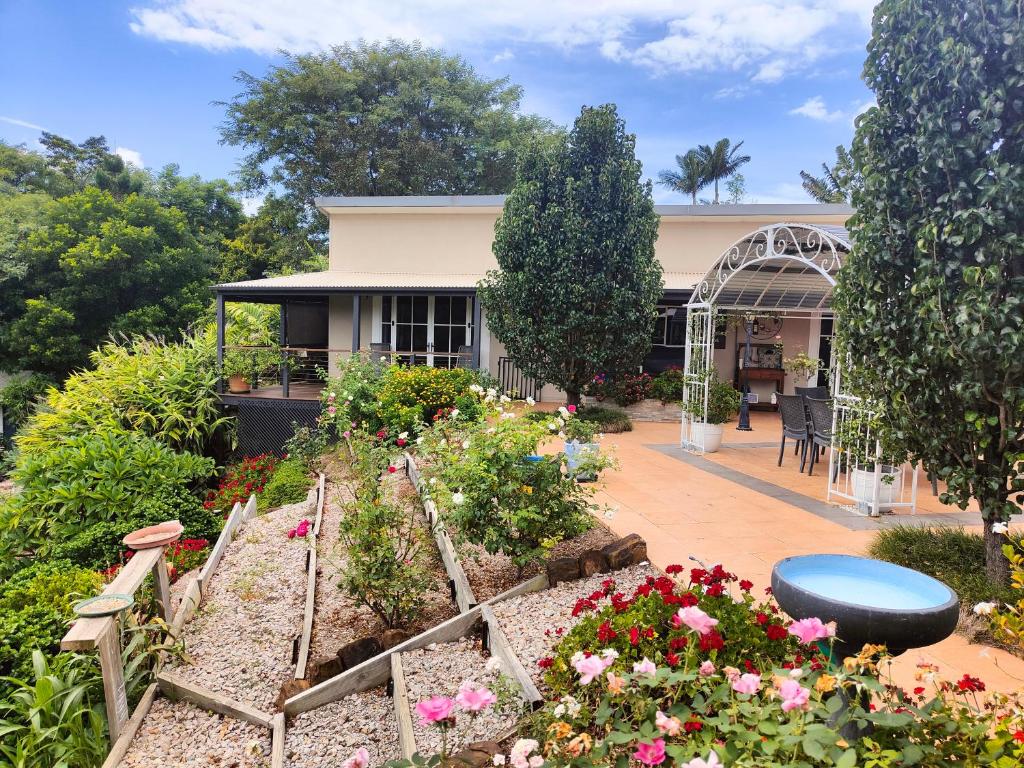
[591,415,1024,695]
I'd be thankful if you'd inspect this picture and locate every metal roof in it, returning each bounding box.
[214,270,483,294]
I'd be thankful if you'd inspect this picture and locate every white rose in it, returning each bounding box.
[547,422,558,431]
[450,408,460,418]
[558,406,570,418]
[973,601,997,615]
[398,431,409,440]
[992,521,1009,534]
[492,756,506,767]
[452,491,465,505]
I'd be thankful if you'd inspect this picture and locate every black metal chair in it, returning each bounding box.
[778,395,810,470]
[794,385,829,402]
[805,396,834,477]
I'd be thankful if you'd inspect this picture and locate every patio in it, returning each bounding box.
[592,415,1024,694]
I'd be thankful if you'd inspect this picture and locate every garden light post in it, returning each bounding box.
[737,317,753,431]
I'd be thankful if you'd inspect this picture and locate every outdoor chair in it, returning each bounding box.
[804,396,834,477]
[777,395,810,470]
[455,344,473,369]
[794,385,829,402]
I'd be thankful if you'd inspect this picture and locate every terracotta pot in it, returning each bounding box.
[227,374,250,393]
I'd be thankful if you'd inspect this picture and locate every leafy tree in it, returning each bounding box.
[38,132,110,190]
[696,138,750,204]
[220,40,556,204]
[0,188,210,376]
[800,145,857,203]
[217,193,319,281]
[837,0,1024,582]
[658,149,708,204]
[725,172,747,204]
[0,142,72,197]
[479,104,662,405]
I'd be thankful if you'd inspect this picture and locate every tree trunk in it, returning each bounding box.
[984,520,1010,585]
[713,178,719,204]
[691,191,696,205]
[566,387,581,407]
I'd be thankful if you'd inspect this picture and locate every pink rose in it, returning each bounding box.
[731,673,761,695]
[683,752,723,768]
[343,430,352,439]
[567,404,577,413]
[287,529,296,539]
[572,654,606,685]
[633,738,666,766]
[698,660,716,677]
[341,748,370,768]
[415,696,455,724]
[674,606,720,635]
[455,683,497,712]
[788,617,836,645]
[655,710,682,736]
[327,405,336,415]
[632,657,657,676]
[778,678,811,712]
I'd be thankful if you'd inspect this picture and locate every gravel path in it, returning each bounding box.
[285,690,401,768]
[167,492,315,711]
[402,637,516,755]
[490,563,657,686]
[119,697,271,768]
[461,524,618,602]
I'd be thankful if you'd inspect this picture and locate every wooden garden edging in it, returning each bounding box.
[295,473,326,679]
[405,453,478,613]
[390,653,417,760]
[481,605,542,709]
[99,682,158,768]
[157,669,274,727]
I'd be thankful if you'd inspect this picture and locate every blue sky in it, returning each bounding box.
[0,1,876,207]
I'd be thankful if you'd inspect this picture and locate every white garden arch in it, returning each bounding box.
[679,222,919,515]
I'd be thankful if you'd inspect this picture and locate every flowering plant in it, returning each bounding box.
[203,454,277,512]
[165,538,210,583]
[585,372,653,407]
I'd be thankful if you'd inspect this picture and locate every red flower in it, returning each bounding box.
[537,657,554,669]
[705,583,725,597]
[597,621,618,642]
[739,579,753,592]
[684,718,702,733]
[699,630,724,652]
[634,583,653,598]
[668,636,688,651]
[629,627,641,646]
[678,592,699,607]
[755,612,769,625]
[1012,730,1024,743]
[764,586,773,595]
[387,466,397,473]
[690,568,707,585]
[913,686,925,696]
[572,598,597,617]
[665,564,683,575]
[765,624,788,641]
[665,652,680,666]
[397,438,407,447]
[956,674,985,693]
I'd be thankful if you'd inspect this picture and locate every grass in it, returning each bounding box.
[576,405,633,434]
[868,525,1018,608]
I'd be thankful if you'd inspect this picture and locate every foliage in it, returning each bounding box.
[16,337,227,459]
[649,369,686,404]
[337,433,431,628]
[220,39,556,250]
[657,150,707,205]
[0,188,211,376]
[422,400,597,567]
[480,104,662,405]
[991,535,1024,649]
[0,373,53,435]
[684,375,740,425]
[217,192,322,281]
[868,525,1016,609]
[800,145,857,203]
[164,539,211,584]
[576,406,633,434]
[203,454,278,513]
[210,301,281,382]
[0,561,102,681]
[283,423,331,472]
[586,372,653,407]
[0,650,108,768]
[838,0,1024,582]
[695,138,751,204]
[658,139,750,205]
[563,418,599,444]
[782,351,821,385]
[257,458,312,513]
[1,431,213,569]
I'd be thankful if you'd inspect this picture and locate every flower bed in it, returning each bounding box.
[286,691,401,768]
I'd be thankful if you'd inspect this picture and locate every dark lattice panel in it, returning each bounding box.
[232,398,323,457]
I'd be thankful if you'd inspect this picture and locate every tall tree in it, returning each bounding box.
[837,0,1024,582]
[479,104,662,405]
[657,149,708,204]
[800,145,857,203]
[220,40,556,205]
[696,139,750,203]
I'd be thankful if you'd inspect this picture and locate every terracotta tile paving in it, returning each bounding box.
[589,413,1024,695]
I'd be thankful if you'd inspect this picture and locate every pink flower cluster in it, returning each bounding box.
[287,518,311,539]
[778,678,811,712]
[571,649,618,684]
[415,682,497,726]
[340,747,369,768]
[787,617,836,645]
[673,605,719,635]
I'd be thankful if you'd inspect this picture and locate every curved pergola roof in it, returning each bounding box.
[688,223,851,312]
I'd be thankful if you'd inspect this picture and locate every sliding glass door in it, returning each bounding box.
[377,295,471,368]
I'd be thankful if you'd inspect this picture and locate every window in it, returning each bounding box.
[652,306,686,347]
[378,295,472,368]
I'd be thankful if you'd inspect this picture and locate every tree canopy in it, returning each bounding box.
[479,104,662,404]
[836,0,1024,581]
[800,145,856,203]
[657,138,750,204]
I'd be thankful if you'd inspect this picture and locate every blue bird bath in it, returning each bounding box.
[771,554,959,658]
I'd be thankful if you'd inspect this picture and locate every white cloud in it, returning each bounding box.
[713,84,751,100]
[115,147,145,167]
[0,115,47,131]
[789,96,845,122]
[128,0,874,82]
[491,48,514,63]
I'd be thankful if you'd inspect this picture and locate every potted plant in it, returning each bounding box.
[784,351,821,387]
[562,416,602,482]
[223,346,281,393]
[835,410,905,515]
[685,374,740,452]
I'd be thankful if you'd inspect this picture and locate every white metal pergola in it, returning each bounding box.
[679,222,918,515]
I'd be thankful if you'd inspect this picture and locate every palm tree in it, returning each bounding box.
[799,145,857,203]
[696,139,751,203]
[657,149,707,204]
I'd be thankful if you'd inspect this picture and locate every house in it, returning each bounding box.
[213,196,852,452]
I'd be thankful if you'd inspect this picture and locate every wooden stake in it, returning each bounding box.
[96,620,129,742]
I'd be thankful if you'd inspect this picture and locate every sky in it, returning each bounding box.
[0,1,877,207]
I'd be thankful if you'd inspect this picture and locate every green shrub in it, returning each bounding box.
[0,561,102,681]
[684,373,740,425]
[0,430,214,569]
[284,423,331,471]
[576,405,632,433]
[650,368,685,403]
[586,371,653,406]
[257,458,312,513]
[0,373,54,434]
[868,525,1017,608]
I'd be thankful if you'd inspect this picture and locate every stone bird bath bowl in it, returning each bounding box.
[771,554,959,659]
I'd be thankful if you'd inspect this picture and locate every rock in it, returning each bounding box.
[447,741,501,768]
[577,548,609,577]
[338,636,383,670]
[309,655,346,684]
[546,556,581,586]
[381,629,413,649]
[276,679,311,710]
[601,534,647,570]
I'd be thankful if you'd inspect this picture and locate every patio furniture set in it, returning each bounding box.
[777,386,833,476]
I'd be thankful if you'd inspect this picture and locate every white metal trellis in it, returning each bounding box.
[680,306,714,452]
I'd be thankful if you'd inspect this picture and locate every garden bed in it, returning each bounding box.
[285,690,401,768]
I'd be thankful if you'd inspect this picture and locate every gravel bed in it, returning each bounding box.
[286,690,401,768]
[168,569,198,616]
[119,697,271,768]
[490,563,657,687]
[402,637,516,755]
[167,492,315,711]
[460,524,618,602]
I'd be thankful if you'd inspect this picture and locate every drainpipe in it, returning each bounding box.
[471,293,482,370]
[279,302,289,398]
[215,294,225,394]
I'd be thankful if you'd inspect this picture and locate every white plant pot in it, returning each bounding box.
[691,422,724,453]
[851,466,903,514]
